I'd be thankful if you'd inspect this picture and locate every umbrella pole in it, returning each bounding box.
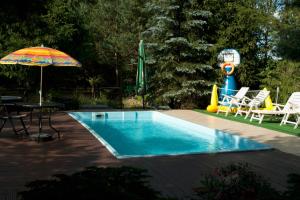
[142,69,145,110]
[142,57,146,110]
[142,93,145,109]
[39,67,43,106]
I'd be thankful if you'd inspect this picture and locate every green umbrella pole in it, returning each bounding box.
[142,73,145,110]
[142,58,146,109]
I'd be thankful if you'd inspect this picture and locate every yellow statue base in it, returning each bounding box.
[207,105,218,113]
[217,105,238,113]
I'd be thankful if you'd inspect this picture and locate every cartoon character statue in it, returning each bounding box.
[218,49,240,101]
[207,49,240,112]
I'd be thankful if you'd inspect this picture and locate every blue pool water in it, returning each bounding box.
[69,111,271,158]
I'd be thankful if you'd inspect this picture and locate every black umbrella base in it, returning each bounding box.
[29,133,53,142]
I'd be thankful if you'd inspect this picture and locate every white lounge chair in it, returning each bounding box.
[250,92,300,129]
[235,90,270,119]
[217,87,249,116]
[280,108,300,129]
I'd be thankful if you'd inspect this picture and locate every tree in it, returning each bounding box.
[0,0,92,95]
[0,0,50,91]
[143,0,214,108]
[85,0,147,88]
[41,0,95,89]
[261,0,300,101]
[202,0,280,88]
[261,61,300,102]
[277,0,300,61]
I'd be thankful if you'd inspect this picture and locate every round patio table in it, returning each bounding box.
[17,102,64,142]
[1,96,22,103]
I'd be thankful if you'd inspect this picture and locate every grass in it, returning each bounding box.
[195,109,300,137]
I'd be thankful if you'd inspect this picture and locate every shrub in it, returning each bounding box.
[123,97,142,108]
[283,173,300,200]
[261,61,300,103]
[19,166,166,200]
[193,163,282,200]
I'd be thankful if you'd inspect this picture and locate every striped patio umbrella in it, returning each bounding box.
[0,45,81,105]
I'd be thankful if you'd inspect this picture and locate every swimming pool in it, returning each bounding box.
[69,111,271,159]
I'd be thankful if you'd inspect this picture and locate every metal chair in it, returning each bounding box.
[0,103,29,136]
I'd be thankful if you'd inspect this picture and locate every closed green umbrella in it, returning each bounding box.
[136,40,146,108]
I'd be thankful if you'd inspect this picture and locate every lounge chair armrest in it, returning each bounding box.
[288,102,300,110]
[243,96,251,100]
[220,94,236,104]
[221,94,232,101]
[222,94,232,98]
[272,103,284,107]
[229,96,240,100]
[222,94,236,99]
[223,94,239,98]
[237,96,250,105]
[242,96,253,102]
[235,101,248,106]
[246,97,259,105]
[272,103,285,111]
[222,94,240,101]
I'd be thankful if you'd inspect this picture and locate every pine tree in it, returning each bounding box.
[143,0,214,108]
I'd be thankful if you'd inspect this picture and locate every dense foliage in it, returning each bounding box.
[202,0,281,88]
[19,166,164,200]
[19,164,300,200]
[261,60,300,102]
[0,0,299,107]
[261,0,300,102]
[283,173,300,200]
[194,163,281,200]
[277,0,300,61]
[194,163,300,200]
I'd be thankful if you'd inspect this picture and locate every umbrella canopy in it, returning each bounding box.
[136,40,146,94]
[0,46,81,67]
[0,46,81,105]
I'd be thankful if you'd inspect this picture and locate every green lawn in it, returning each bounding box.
[195,109,300,137]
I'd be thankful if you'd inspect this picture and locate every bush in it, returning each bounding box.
[19,166,167,200]
[46,89,79,110]
[283,173,300,200]
[123,96,142,108]
[193,163,281,200]
[261,61,300,102]
[17,163,300,200]
[75,93,109,106]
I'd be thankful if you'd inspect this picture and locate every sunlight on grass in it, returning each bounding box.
[195,109,300,137]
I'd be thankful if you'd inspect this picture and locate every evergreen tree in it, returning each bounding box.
[143,0,214,108]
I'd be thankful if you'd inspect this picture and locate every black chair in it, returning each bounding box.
[0,103,29,136]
